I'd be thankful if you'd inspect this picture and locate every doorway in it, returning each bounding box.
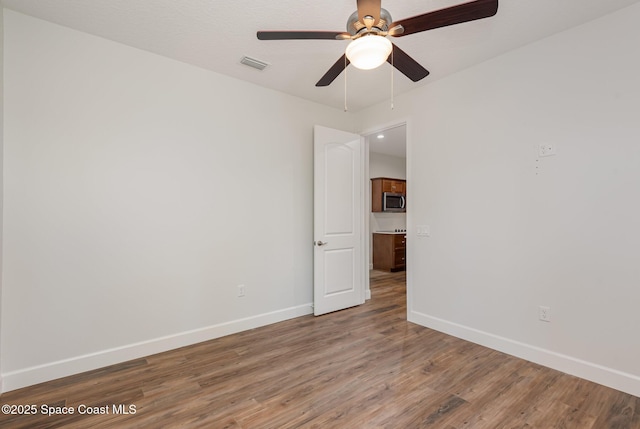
[364,124,407,298]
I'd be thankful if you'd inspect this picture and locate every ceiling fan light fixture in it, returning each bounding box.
[345,35,392,70]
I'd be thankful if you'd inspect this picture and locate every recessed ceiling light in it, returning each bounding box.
[377,134,384,139]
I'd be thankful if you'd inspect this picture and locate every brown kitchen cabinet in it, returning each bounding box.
[371,177,406,212]
[372,233,406,272]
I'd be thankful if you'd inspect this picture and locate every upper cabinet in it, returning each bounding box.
[379,178,405,194]
[371,177,406,212]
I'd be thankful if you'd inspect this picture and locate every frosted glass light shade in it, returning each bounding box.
[345,36,392,70]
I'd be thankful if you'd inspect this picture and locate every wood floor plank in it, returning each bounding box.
[1,270,638,428]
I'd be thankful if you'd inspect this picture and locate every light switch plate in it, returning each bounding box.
[417,225,430,237]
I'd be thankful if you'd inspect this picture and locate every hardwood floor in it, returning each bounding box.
[1,270,638,428]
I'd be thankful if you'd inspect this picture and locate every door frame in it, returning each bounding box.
[360,118,410,311]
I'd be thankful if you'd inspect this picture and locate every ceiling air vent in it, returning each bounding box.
[240,56,269,71]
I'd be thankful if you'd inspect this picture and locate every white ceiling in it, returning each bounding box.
[2,0,639,112]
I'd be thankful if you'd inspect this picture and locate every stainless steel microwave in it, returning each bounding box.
[383,192,406,212]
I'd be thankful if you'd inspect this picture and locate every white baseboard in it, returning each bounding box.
[1,303,313,393]
[409,310,640,398]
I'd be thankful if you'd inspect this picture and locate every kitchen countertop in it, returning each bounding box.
[374,231,407,235]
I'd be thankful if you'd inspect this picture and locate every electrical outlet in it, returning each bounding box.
[237,284,246,297]
[539,306,551,322]
[538,143,556,157]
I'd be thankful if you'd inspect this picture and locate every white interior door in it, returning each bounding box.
[313,125,365,316]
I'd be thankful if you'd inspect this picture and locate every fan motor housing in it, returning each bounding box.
[346,8,392,36]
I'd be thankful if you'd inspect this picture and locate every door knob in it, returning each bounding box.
[314,240,328,246]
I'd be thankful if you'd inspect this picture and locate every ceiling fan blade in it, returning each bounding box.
[257,31,348,40]
[316,55,350,87]
[390,0,498,37]
[387,44,429,82]
[357,0,382,26]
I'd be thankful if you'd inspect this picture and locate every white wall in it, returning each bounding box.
[358,3,640,396]
[369,151,406,180]
[1,10,354,391]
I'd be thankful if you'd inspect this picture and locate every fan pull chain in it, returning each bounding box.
[344,55,348,112]
[391,48,394,110]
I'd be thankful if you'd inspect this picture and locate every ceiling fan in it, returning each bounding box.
[257,0,498,87]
